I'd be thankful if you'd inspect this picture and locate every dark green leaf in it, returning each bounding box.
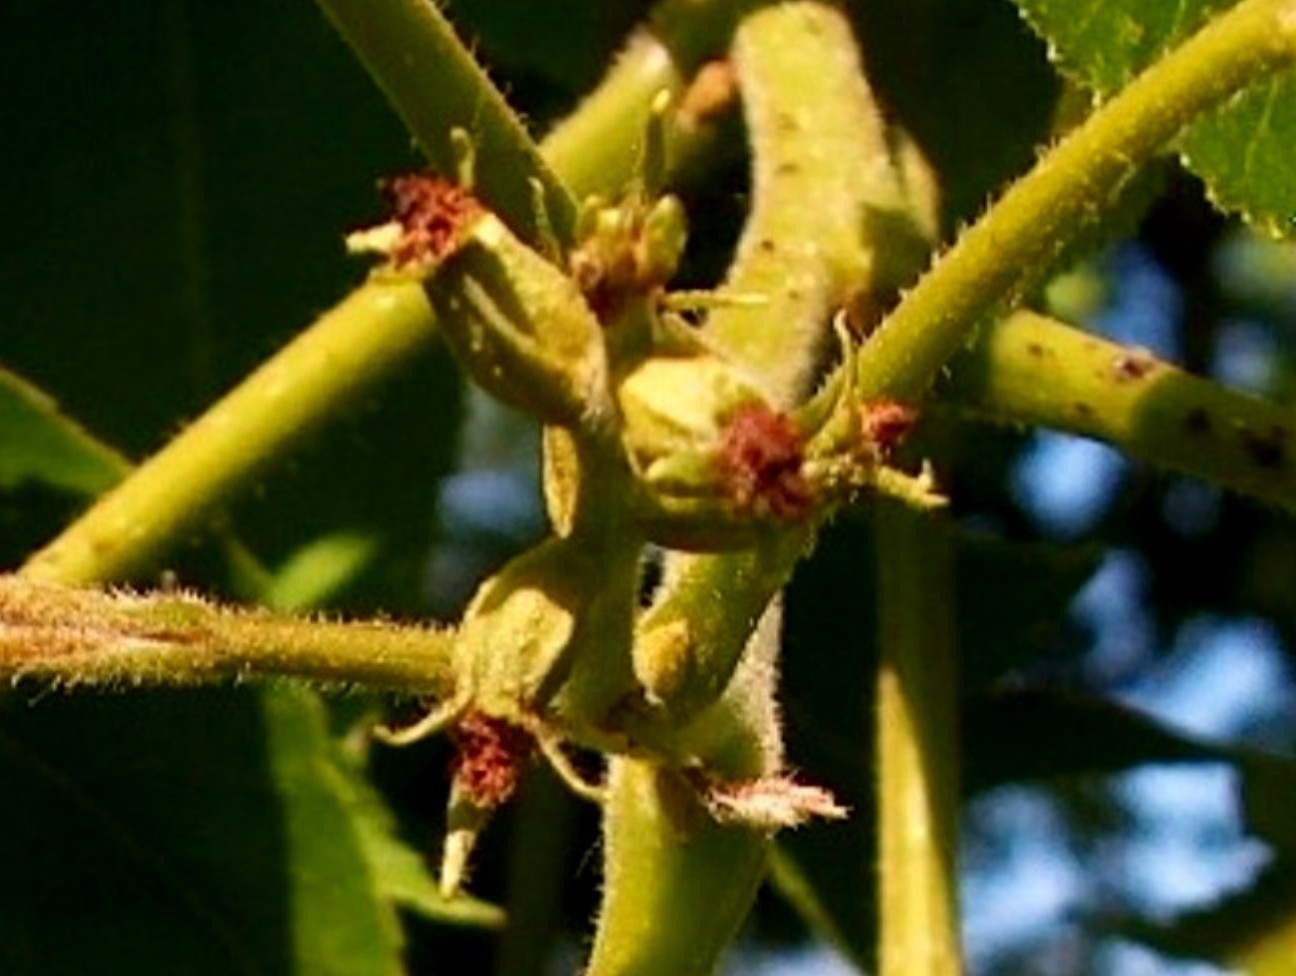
[848,0,1060,227]
[0,686,403,976]
[1128,858,1296,974]
[962,687,1218,793]
[957,536,1102,689]
[0,364,128,497]
[0,0,462,608]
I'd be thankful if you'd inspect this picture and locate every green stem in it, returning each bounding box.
[636,0,913,731]
[875,502,962,976]
[586,760,768,976]
[542,31,690,202]
[23,281,435,585]
[542,0,754,200]
[0,574,456,694]
[708,1,909,407]
[945,310,1296,513]
[25,0,737,591]
[634,527,808,725]
[314,0,575,247]
[857,0,1296,400]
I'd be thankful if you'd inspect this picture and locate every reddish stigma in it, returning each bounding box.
[717,404,813,519]
[451,712,533,810]
[380,173,483,267]
[860,399,917,456]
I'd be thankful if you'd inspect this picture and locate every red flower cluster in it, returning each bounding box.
[451,712,533,809]
[380,173,482,267]
[717,404,813,520]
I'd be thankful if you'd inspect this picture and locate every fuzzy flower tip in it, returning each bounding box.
[452,712,534,809]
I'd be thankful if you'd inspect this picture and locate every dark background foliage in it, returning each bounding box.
[3,1,1294,973]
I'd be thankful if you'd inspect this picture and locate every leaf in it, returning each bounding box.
[851,0,1060,227]
[1128,858,1296,974]
[330,742,506,931]
[0,0,463,611]
[0,364,128,497]
[0,686,405,976]
[964,687,1296,849]
[962,687,1219,794]
[1010,0,1296,237]
[957,535,1102,689]
[263,532,382,612]
[1180,75,1296,239]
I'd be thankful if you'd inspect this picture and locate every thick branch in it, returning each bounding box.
[0,575,456,694]
[946,310,1296,513]
[857,0,1296,400]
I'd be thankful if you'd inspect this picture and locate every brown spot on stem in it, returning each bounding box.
[717,404,812,519]
[860,399,918,456]
[1112,348,1157,382]
[380,173,483,267]
[1240,425,1287,470]
[1026,342,1046,358]
[451,713,533,810]
[1074,402,1095,420]
[1185,408,1212,435]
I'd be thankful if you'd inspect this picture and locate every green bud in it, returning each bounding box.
[457,535,640,740]
[427,214,609,427]
[639,194,688,285]
[618,354,820,548]
[617,354,768,472]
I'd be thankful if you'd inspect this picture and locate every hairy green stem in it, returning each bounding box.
[708,1,907,407]
[946,310,1296,512]
[23,282,435,585]
[585,759,769,976]
[542,31,690,202]
[634,528,808,725]
[857,0,1296,400]
[0,574,455,694]
[875,503,962,976]
[314,0,575,246]
[587,603,784,976]
[639,1,909,725]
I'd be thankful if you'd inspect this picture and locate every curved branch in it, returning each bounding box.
[857,0,1296,400]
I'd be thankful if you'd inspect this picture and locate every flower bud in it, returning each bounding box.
[617,355,815,548]
[427,214,609,427]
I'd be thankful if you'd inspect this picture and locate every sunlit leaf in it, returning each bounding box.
[1011,0,1296,237]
